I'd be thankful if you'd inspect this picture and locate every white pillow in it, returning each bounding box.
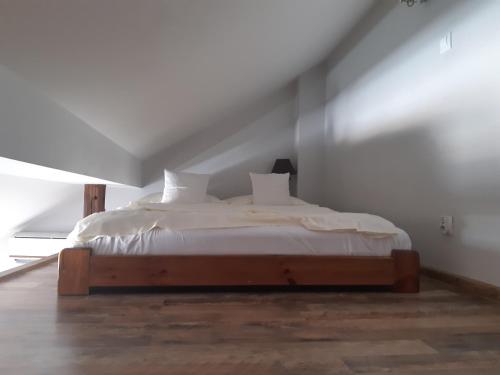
[225,194,309,206]
[250,173,291,205]
[138,191,221,204]
[161,170,210,204]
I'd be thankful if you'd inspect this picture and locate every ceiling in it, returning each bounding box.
[0,0,374,159]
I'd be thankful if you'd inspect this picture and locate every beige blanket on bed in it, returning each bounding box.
[68,202,400,243]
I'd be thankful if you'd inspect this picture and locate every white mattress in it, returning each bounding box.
[82,225,412,256]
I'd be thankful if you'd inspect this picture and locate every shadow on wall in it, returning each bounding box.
[325,119,500,285]
[142,85,297,198]
[295,63,327,205]
[324,0,500,286]
[327,0,473,101]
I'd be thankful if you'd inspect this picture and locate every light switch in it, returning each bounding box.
[440,32,452,54]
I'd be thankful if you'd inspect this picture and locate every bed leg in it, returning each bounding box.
[392,250,420,293]
[58,248,91,296]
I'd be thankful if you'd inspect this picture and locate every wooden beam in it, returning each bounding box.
[83,184,106,217]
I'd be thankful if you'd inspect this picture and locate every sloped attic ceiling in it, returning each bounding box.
[0,0,374,159]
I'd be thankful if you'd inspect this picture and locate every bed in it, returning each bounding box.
[58,185,419,295]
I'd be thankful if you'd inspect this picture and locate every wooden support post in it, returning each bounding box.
[83,184,106,217]
[392,250,420,293]
[58,248,91,296]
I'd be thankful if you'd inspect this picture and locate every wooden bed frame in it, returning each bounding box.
[58,249,419,295]
[57,185,420,296]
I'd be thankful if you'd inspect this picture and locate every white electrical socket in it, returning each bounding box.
[440,216,453,235]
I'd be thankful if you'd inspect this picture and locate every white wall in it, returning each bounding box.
[5,0,499,290]
[0,65,141,186]
[0,173,145,254]
[0,174,82,252]
[143,86,297,199]
[324,0,500,286]
[0,64,143,254]
[0,83,296,252]
[295,64,327,205]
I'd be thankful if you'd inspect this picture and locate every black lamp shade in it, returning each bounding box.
[271,159,297,175]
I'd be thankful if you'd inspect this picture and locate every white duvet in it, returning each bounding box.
[68,202,401,244]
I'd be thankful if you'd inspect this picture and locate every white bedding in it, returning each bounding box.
[68,202,401,243]
[69,201,412,256]
[82,225,411,256]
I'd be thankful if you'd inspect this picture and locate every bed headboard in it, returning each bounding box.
[83,184,106,217]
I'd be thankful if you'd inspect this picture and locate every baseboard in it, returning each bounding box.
[422,267,500,301]
[0,254,58,281]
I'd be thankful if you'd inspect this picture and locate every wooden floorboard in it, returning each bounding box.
[1,262,500,374]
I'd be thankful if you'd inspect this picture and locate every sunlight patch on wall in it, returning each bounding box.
[0,156,121,185]
[326,0,500,147]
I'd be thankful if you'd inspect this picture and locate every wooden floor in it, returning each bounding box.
[1,262,500,374]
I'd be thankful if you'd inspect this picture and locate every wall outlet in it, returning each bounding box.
[440,215,453,235]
